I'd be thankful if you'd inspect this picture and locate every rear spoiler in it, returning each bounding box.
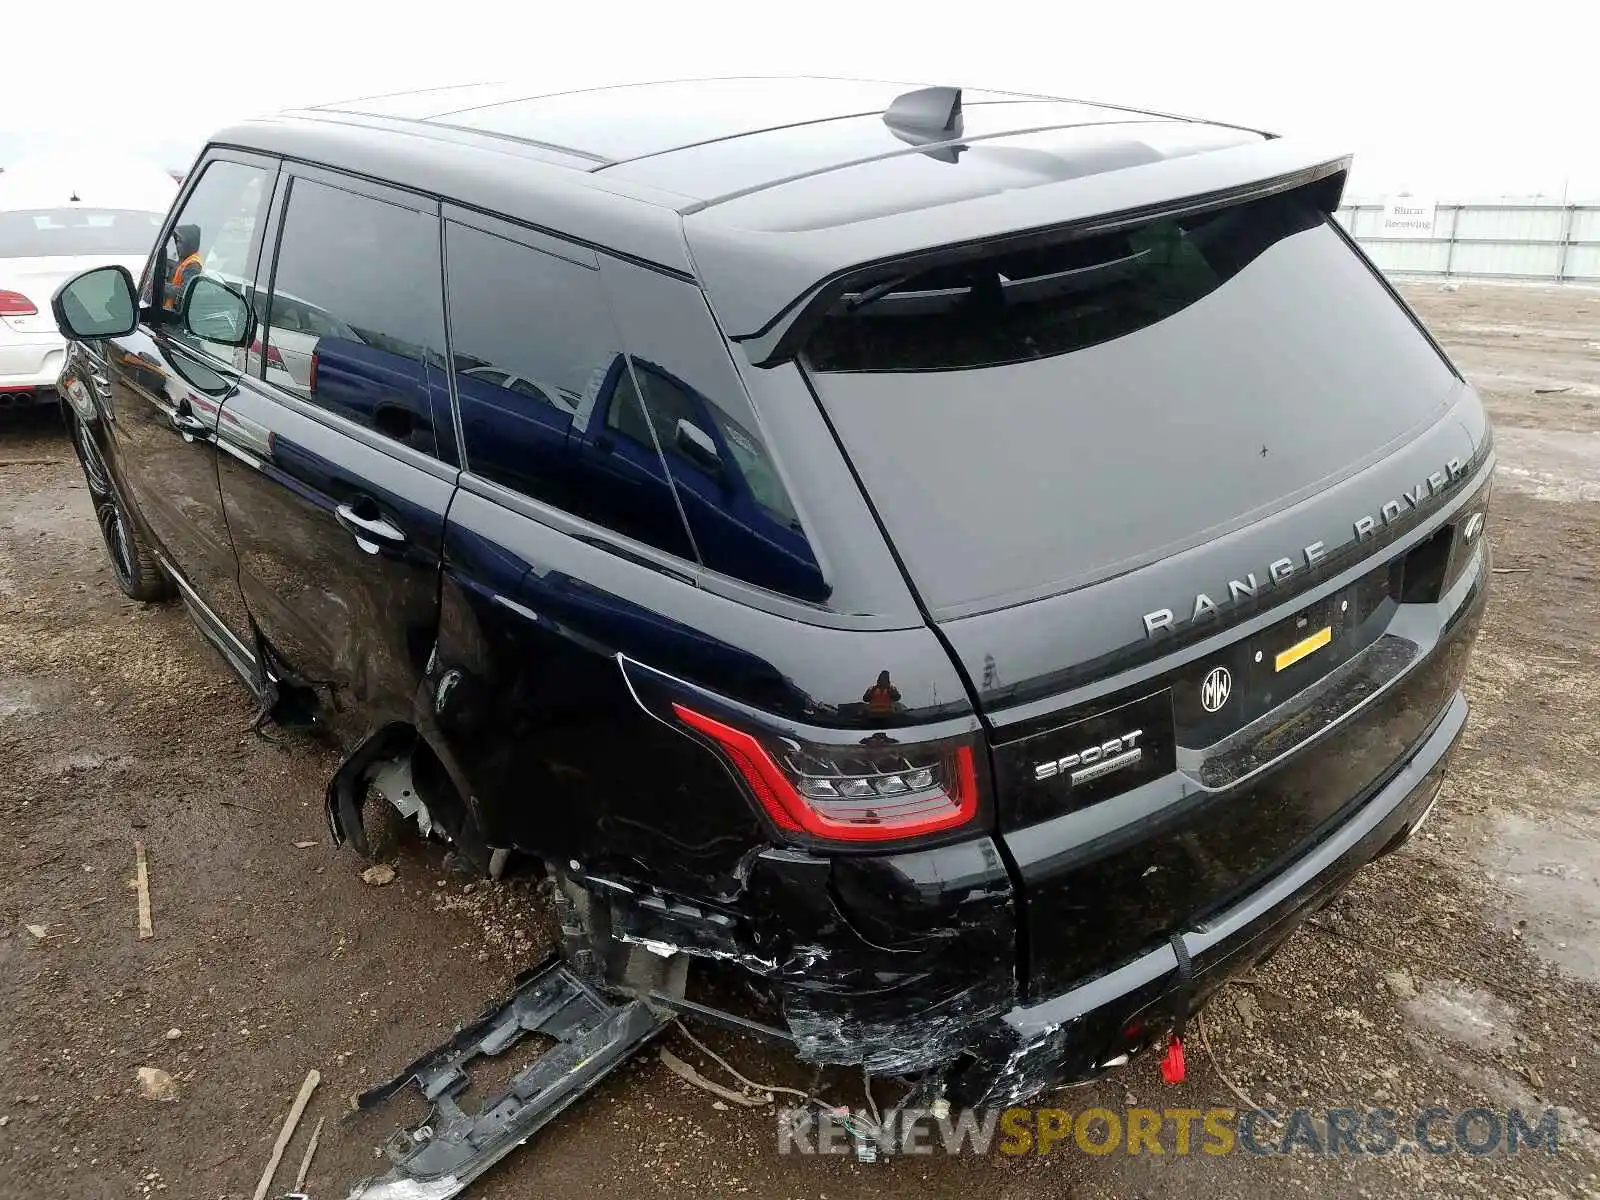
[683,138,1351,366]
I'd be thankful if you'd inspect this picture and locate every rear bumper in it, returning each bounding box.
[0,335,67,398]
[0,384,59,407]
[945,687,1466,1106]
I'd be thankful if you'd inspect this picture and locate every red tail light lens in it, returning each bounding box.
[249,339,286,369]
[0,290,38,317]
[672,703,980,843]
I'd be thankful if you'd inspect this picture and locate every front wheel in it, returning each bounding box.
[70,415,171,603]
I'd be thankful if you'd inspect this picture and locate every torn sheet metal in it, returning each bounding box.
[744,839,1019,1077]
[348,958,670,1200]
[781,975,1014,1076]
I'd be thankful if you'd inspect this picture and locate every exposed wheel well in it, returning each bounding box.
[324,724,487,861]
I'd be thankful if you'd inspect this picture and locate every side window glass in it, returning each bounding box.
[445,221,696,562]
[636,365,800,526]
[599,260,827,602]
[603,368,659,448]
[149,159,272,361]
[265,177,444,456]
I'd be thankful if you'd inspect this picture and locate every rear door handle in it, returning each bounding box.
[335,503,407,553]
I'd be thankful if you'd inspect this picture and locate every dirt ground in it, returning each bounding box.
[2,281,1598,1200]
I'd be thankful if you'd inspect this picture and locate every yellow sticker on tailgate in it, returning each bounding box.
[1274,626,1332,672]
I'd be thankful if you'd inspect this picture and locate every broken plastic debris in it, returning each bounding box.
[136,1066,179,1101]
[348,958,669,1200]
[349,1179,463,1200]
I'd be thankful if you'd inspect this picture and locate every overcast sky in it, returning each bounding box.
[6,0,1597,200]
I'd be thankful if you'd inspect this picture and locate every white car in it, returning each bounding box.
[247,287,361,391]
[0,158,176,406]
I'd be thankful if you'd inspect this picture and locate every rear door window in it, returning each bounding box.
[262,175,446,456]
[802,191,1461,614]
[443,218,697,562]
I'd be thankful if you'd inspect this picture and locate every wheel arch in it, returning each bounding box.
[325,721,488,867]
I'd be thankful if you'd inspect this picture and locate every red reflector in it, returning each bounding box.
[1161,1038,1186,1084]
[0,290,38,317]
[671,703,978,843]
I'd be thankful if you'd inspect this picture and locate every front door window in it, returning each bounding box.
[147,160,272,363]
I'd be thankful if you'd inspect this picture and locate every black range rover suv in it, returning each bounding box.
[52,79,1491,1109]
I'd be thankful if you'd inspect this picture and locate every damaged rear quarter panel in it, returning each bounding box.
[745,837,1018,1074]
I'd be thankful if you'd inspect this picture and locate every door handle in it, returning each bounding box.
[335,502,408,553]
[170,406,211,440]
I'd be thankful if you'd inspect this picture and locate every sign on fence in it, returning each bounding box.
[1377,196,1438,237]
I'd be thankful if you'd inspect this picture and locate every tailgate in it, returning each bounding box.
[796,178,1495,996]
[984,533,1487,997]
[945,422,1493,995]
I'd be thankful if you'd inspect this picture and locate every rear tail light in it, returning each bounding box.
[0,290,38,317]
[249,339,286,369]
[308,348,320,393]
[672,703,981,844]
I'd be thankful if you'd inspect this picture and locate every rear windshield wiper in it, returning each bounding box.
[839,247,1153,316]
[844,272,918,310]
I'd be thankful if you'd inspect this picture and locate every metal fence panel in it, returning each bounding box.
[1360,238,1452,274]
[1337,202,1600,283]
[1565,244,1600,280]
[1338,207,1391,238]
[1452,241,1564,277]
[1571,209,1600,241]
[1451,206,1566,240]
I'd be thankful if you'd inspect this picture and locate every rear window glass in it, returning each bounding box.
[803,192,1462,615]
[0,209,163,258]
[810,194,1344,373]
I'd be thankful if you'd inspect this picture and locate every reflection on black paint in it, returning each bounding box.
[308,337,445,455]
[165,346,230,398]
[458,351,829,601]
[862,670,903,716]
[442,219,829,602]
[617,359,829,602]
[265,177,446,457]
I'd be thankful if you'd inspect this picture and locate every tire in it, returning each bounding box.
[70,415,172,603]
